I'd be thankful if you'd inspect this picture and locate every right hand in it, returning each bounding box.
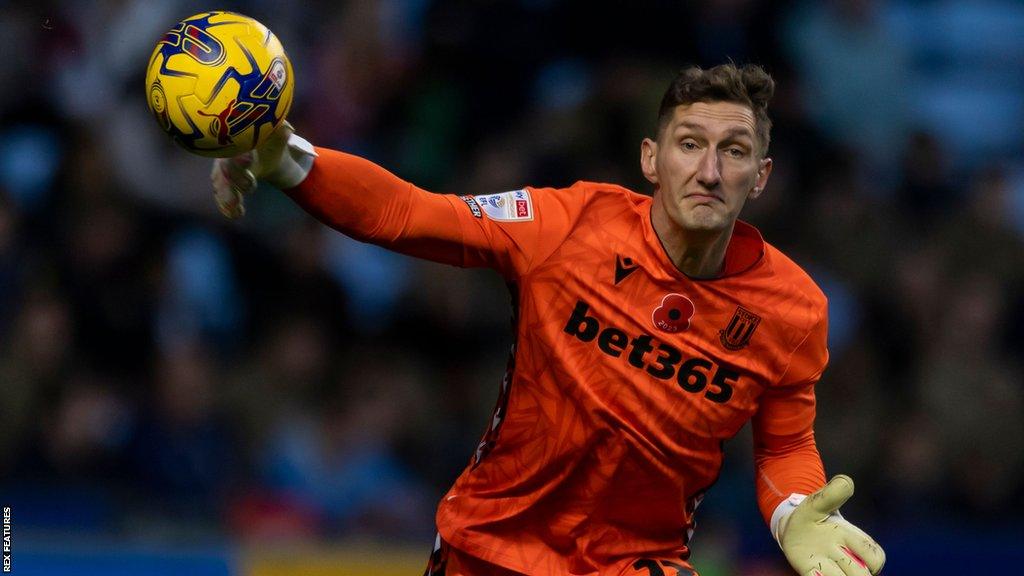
[778,475,886,576]
[210,121,303,219]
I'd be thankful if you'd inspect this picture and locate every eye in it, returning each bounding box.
[725,147,746,158]
[680,140,699,151]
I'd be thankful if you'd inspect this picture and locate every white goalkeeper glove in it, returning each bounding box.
[774,475,886,576]
[209,121,317,219]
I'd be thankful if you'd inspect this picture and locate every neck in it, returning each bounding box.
[650,202,735,280]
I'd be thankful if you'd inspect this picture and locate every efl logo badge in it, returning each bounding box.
[719,306,760,350]
[248,58,289,100]
[652,293,695,333]
[473,189,533,222]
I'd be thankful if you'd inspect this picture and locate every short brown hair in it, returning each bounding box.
[657,63,775,156]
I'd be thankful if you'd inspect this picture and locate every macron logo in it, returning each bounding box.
[614,255,639,285]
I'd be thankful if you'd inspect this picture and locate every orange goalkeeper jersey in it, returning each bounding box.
[288,149,829,576]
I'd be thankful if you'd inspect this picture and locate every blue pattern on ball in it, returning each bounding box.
[151,12,286,154]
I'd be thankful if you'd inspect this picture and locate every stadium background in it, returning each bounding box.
[1,0,1023,574]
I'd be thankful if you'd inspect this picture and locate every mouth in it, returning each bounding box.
[684,192,723,204]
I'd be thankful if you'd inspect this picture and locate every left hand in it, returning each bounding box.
[211,149,257,219]
[778,475,886,576]
[210,121,315,219]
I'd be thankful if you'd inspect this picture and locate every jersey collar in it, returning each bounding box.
[722,220,765,277]
[642,204,765,280]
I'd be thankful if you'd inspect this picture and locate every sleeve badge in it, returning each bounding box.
[473,189,533,222]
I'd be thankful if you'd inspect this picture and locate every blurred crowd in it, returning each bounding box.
[1,0,1023,571]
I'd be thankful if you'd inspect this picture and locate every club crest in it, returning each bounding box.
[719,306,760,350]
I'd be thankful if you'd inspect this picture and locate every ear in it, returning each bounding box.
[750,157,772,199]
[640,138,659,185]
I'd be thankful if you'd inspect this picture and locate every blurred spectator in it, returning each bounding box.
[936,166,1024,287]
[245,350,434,540]
[59,194,155,376]
[0,289,75,473]
[155,227,243,355]
[0,192,22,337]
[122,346,241,530]
[916,274,1024,518]
[896,130,959,228]
[223,310,336,455]
[38,368,134,480]
[784,0,911,179]
[0,123,63,213]
[5,365,134,532]
[887,0,1024,168]
[323,233,415,329]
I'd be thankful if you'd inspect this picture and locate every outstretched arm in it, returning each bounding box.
[212,122,482,267]
[210,123,584,278]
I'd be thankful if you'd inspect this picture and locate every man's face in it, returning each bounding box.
[641,101,772,234]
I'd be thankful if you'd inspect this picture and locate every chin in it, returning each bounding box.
[679,208,728,232]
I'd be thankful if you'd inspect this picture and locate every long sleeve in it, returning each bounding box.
[284,146,586,279]
[285,146,475,267]
[752,309,829,525]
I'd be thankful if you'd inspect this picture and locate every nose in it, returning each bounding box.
[696,149,721,188]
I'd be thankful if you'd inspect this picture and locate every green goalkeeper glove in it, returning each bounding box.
[210,121,317,219]
[775,475,886,576]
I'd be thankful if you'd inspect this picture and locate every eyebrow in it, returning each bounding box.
[674,121,754,140]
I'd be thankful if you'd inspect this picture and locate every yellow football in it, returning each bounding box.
[145,11,294,158]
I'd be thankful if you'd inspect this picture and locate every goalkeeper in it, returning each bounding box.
[211,63,885,576]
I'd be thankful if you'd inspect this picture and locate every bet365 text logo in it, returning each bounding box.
[563,300,741,404]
